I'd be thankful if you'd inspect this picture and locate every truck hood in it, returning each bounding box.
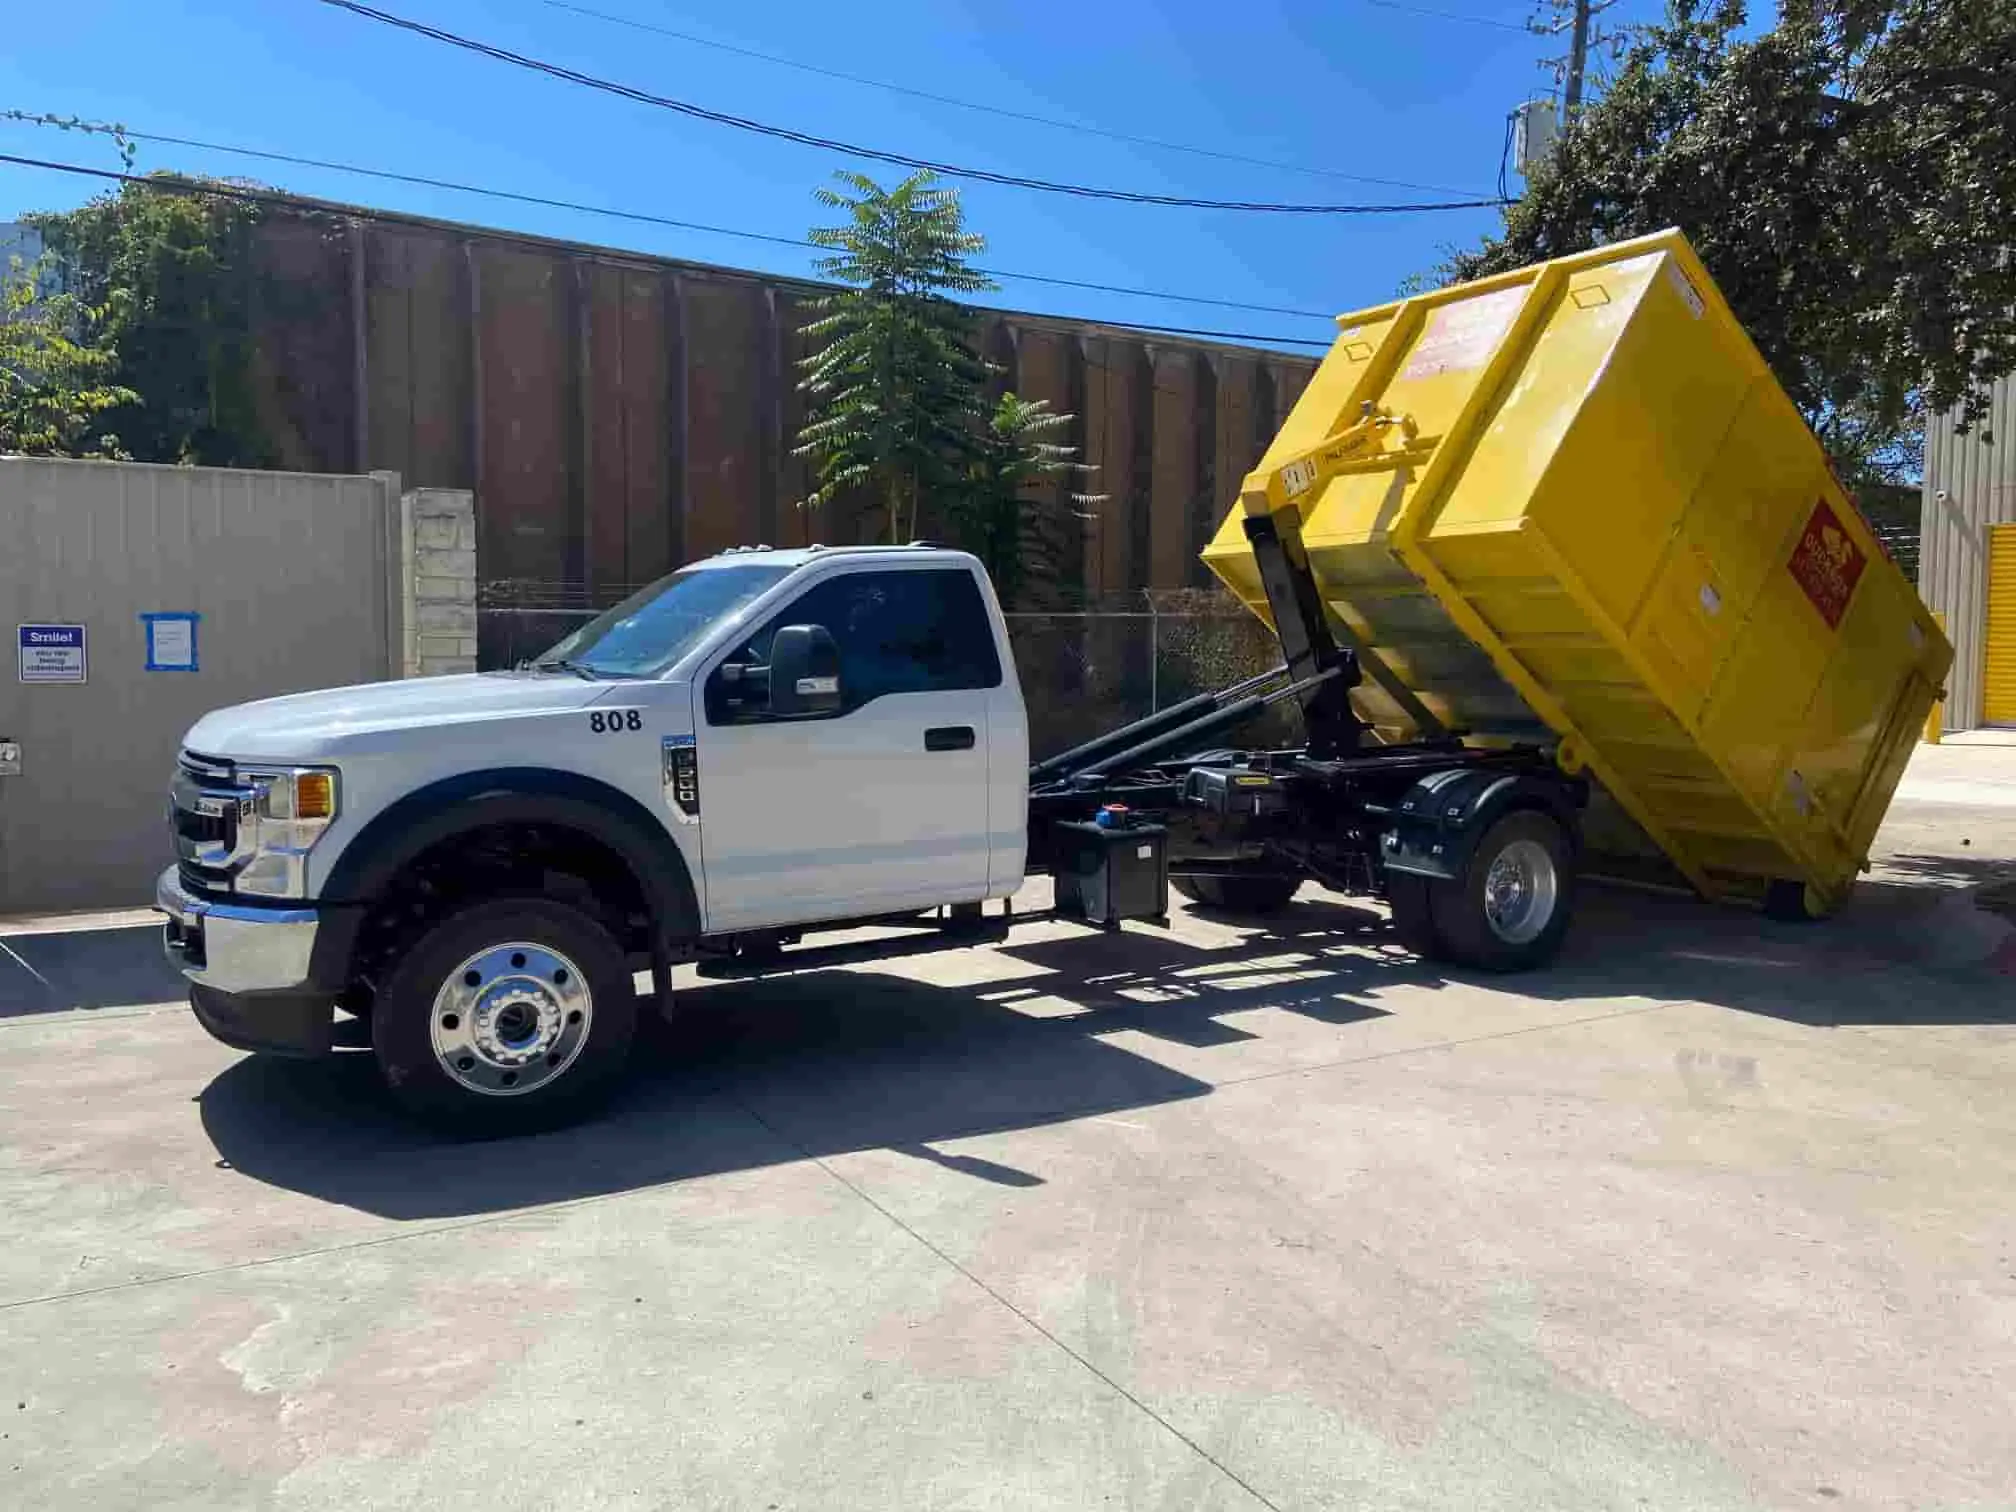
[183,672,620,760]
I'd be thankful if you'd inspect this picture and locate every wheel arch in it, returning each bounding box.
[1381,767,1583,884]
[310,768,699,989]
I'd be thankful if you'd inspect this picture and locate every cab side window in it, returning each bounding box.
[712,568,1000,721]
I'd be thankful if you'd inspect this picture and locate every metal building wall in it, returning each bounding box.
[239,203,1318,615]
[0,459,401,912]
[1920,372,2016,730]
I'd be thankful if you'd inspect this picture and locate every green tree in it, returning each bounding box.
[795,170,1000,545]
[956,393,1099,606]
[1440,0,2016,491]
[28,176,272,466]
[0,257,135,458]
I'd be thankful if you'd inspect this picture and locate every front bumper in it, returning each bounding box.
[157,868,334,1056]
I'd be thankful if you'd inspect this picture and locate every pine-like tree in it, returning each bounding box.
[795,171,996,545]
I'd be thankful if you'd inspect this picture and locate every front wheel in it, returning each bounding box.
[1389,810,1574,973]
[372,897,638,1135]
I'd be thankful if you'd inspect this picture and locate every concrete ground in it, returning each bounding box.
[3,744,2015,1512]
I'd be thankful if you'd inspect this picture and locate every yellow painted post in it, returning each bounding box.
[1924,612,1946,743]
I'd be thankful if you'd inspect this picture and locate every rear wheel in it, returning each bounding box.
[372,897,638,1135]
[1170,874,1301,914]
[1392,810,1574,972]
[1763,878,1835,922]
[1384,870,1443,957]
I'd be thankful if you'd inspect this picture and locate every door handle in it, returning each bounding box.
[924,725,976,752]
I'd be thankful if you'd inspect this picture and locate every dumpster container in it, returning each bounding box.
[1202,228,1951,916]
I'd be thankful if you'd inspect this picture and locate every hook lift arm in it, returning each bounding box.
[1233,404,1440,757]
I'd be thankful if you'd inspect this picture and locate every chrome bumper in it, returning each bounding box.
[156,867,320,995]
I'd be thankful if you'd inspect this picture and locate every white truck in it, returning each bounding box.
[161,540,1586,1134]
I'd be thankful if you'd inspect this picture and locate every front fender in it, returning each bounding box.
[308,768,701,987]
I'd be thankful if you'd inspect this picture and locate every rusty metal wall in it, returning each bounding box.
[243,208,1318,613]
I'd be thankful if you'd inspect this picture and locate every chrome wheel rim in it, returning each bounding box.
[1482,838,1558,945]
[429,942,593,1097]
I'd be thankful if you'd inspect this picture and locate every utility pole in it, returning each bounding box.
[1562,0,1593,120]
[1530,0,1626,129]
[1507,0,1631,191]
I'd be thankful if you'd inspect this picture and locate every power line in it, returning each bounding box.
[542,0,1489,198]
[1361,0,1532,31]
[0,114,1339,320]
[314,0,1507,216]
[0,152,1336,350]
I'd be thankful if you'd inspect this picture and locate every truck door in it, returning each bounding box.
[693,563,1000,933]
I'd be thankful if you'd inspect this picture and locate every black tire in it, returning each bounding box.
[1762,878,1833,922]
[1421,810,1575,973]
[1384,870,1443,958]
[1170,874,1301,914]
[372,897,638,1135]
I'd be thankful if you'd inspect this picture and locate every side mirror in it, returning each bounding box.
[767,624,843,717]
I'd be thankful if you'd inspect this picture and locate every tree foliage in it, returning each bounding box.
[27,176,273,466]
[794,171,1098,587]
[796,171,997,545]
[0,257,135,458]
[955,392,1099,605]
[1442,0,2016,488]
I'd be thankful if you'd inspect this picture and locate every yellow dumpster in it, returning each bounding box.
[1203,228,1951,916]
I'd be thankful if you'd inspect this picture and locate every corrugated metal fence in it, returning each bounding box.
[1920,374,2016,731]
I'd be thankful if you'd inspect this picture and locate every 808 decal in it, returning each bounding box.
[588,709,644,734]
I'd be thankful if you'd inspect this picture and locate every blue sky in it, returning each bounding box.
[0,0,1661,353]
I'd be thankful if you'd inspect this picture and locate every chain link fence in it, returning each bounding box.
[1004,590,1292,758]
[476,582,1291,760]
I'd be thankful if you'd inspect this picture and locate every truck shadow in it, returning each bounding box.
[196,880,2015,1222]
[196,911,1428,1222]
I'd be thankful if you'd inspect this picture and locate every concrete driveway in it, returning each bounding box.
[3,747,2014,1511]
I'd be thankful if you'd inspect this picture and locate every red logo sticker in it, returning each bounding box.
[1787,500,1867,630]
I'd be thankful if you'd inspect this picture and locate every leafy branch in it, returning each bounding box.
[0,255,136,458]
[794,169,1101,596]
[1,108,138,169]
[1437,0,2016,485]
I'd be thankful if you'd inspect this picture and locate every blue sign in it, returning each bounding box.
[141,612,201,673]
[17,624,86,685]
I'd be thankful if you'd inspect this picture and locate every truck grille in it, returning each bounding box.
[179,750,234,784]
[173,805,230,846]
[171,750,247,889]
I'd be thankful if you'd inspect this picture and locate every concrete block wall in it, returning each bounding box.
[401,488,478,676]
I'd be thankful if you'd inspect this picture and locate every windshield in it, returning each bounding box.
[532,564,792,678]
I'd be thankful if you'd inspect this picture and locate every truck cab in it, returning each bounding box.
[159,545,1028,1132]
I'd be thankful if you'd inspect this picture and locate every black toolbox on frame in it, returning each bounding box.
[1053,814,1169,928]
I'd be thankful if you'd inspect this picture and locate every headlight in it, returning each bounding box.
[253,768,339,824]
[235,767,340,897]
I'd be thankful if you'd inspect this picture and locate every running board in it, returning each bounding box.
[693,909,1020,980]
